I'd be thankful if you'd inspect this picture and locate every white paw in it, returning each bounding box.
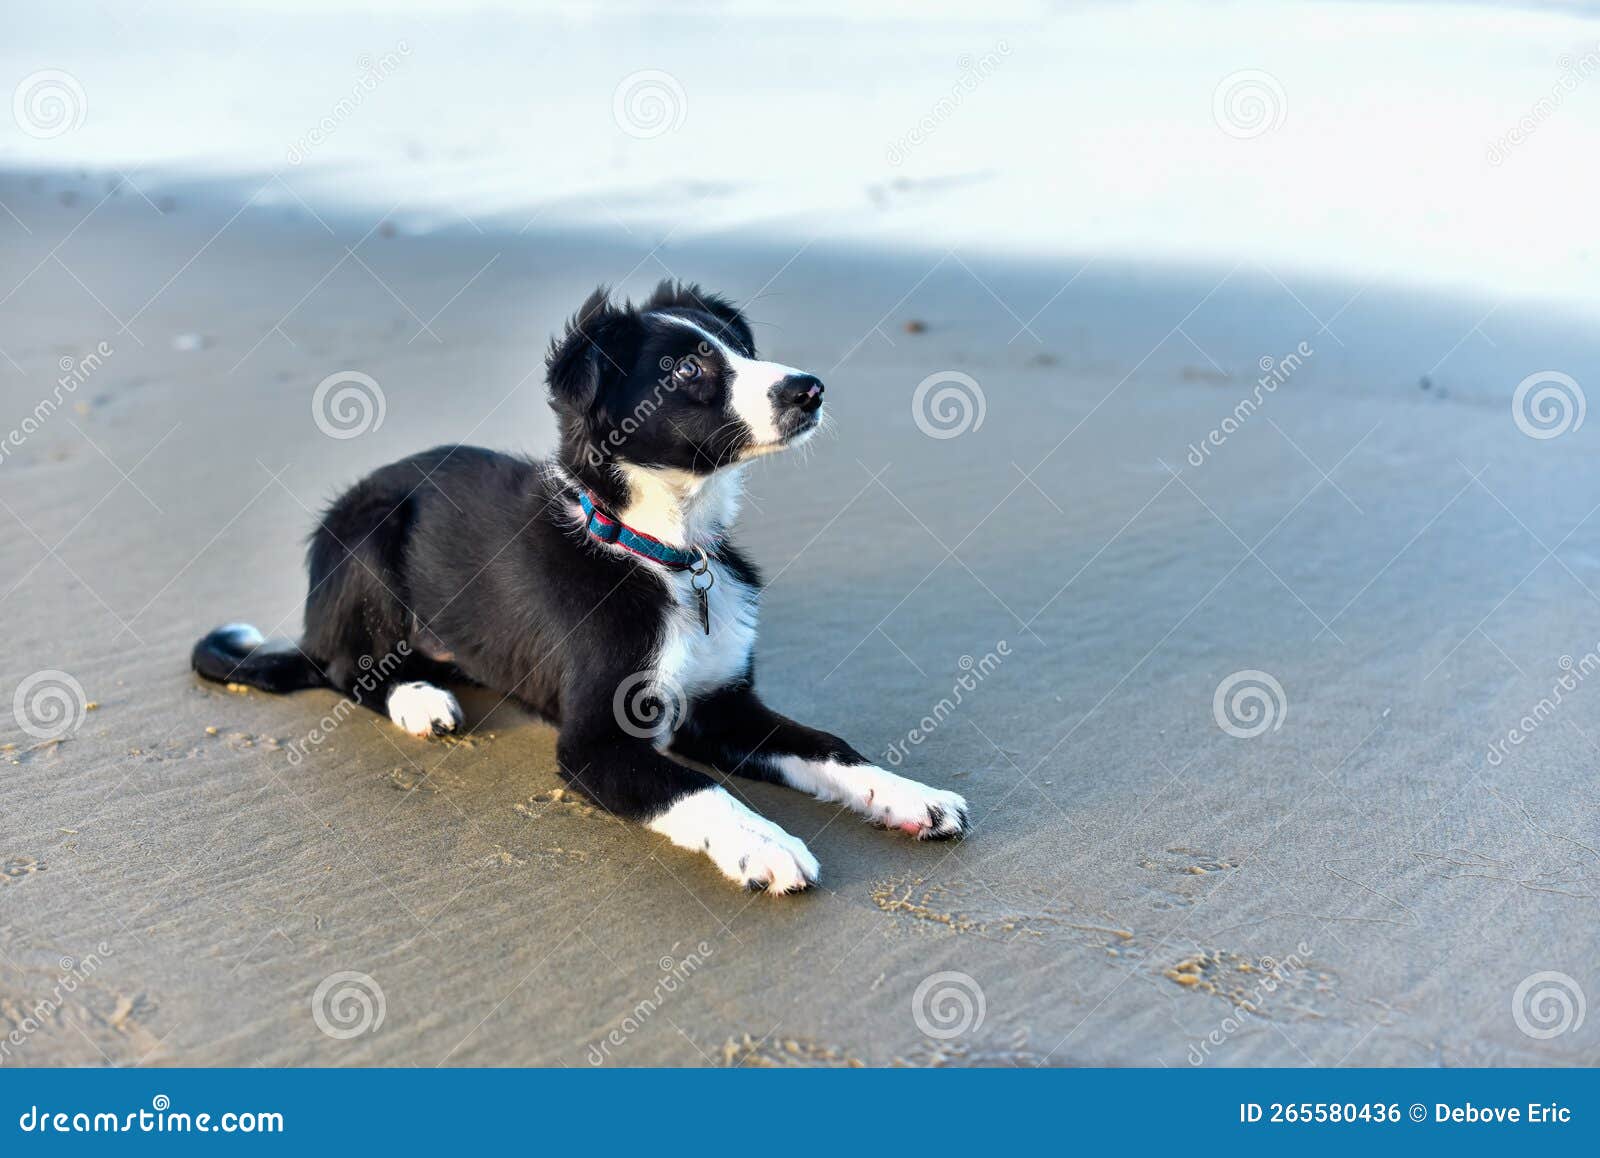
[857,769,969,839]
[648,787,820,894]
[386,682,462,737]
[777,758,970,839]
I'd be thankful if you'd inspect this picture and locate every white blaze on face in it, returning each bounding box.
[658,314,799,445]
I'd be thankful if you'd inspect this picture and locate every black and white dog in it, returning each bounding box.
[193,282,968,894]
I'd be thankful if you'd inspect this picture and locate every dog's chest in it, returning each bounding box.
[653,561,758,701]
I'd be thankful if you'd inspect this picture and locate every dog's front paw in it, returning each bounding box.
[649,787,820,895]
[386,682,463,737]
[857,769,970,840]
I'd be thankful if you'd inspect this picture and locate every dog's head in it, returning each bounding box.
[547,281,824,474]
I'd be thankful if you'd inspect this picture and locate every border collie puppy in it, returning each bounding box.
[193,282,968,894]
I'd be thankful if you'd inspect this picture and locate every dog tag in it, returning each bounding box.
[690,550,715,636]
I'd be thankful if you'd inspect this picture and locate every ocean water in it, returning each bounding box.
[4,0,1598,311]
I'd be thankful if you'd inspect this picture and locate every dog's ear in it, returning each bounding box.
[546,287,643,410]
[645,280,756,356]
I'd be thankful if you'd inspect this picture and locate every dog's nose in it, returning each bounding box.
[774,374,824,413]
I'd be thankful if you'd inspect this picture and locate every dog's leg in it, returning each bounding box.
[557,700,819,894]
[668,687,970,840]
[301,486,465,737]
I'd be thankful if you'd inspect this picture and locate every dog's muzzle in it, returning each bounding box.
[771,374,824,436]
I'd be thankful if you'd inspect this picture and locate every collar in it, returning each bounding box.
[576,488,709,571]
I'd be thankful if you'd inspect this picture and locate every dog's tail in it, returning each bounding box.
[191,623,326,693]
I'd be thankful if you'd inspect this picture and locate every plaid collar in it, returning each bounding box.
[576,488,706,570]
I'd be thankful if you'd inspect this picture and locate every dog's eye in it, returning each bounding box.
[672,357,702,384]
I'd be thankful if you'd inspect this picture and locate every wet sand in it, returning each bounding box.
[2,168,1597,1067]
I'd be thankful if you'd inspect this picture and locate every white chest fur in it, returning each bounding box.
[593,461,760,728]
[653,558,759,710]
